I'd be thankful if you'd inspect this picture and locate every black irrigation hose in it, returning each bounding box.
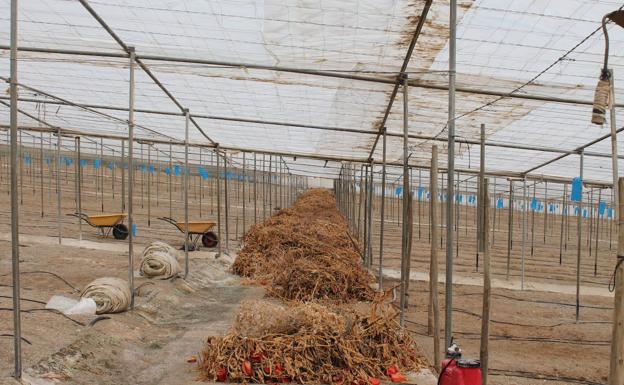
[88,315,110,327]
[0,334,32,345]
[451,307,610,328]
[0,294,47,305]
[405,323,610,347]
[0,307,85,326]
[459,291,613,311]
[0,270,80,292]
[490,369,605,385]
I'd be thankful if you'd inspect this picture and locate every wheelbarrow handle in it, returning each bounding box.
[67,212,89,221]
[157,217,177,226]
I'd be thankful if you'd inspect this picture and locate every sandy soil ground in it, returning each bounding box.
[0,161,617,385]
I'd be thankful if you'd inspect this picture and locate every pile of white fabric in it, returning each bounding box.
[80,277,131,314]
[139,241,181,279]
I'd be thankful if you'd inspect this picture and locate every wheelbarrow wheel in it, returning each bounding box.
[202,232,218,248]
[112,224,129,240]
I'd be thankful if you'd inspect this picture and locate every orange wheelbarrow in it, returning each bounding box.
[68,212,129,240]
[158,217,218,250]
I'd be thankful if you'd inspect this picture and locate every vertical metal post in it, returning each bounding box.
[169,143,172,218]
[9,0,22,376]
[399,74,410,326]
[253,153,257,224]
[506,179,514,279]
[608,177,624,385]
[367,162,374,267]
[121,139,125,212]
[378,127,387,290]
[76,137,82,241]
[127,46,135,307]
[477,123,485,270]
[156,146,159,207]
[242,152,246,235]
[56,130,62,244]
[521,178,527,290]
[576,150,584,322]
[428,145,440,368]
[216,148,222,257]
[199,148,202,218]
[608,70,619,221]
[147,144,151,226]
[560,183,567,265]
[262,153,266,220]
[531,182,536,255]
[100,138,104,212]
[480,178,491,385]
[596,188,602,276]
[445,0,457,348]
[39,132,44,217]
[224,151,230,253]
[183,110,189,278]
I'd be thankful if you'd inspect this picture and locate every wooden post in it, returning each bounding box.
[608,177,624,385]
[506,179,514,279]
[428,145,440,369]
[560,183,567,265]
[480,178,491,385]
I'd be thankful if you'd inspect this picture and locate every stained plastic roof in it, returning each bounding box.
[1,0,623,184]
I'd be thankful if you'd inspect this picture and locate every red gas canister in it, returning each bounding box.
[438,340,482,385]
[438,359,481,385]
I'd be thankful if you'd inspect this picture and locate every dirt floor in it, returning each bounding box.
[0,158,617,385]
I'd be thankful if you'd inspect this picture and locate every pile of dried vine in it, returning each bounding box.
[198,189,429,384]
[198,300,428,384]
[232,189,375,303]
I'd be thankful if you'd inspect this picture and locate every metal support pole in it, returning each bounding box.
[253,152,257,224]
[399,74,410,326]
[445,0,457,348]
[609,70,619,221]
[531,183,536,255]
[183,109,189,277]
[576,150,584,322]
[224,152,230,253]
[378,127,387,290]
[480,178,491,385]
[428,145,440,369]
[521,178,527,290]
[39,132,43,217]
[169,142,172,218]
[147,144,151,226]
[596,188,602,276]
[9,0,22,376]
[367,162,374,267]
[56,130,62,244]
[100,138,104,212]
[242,152,246,235]
[216,148,222,257]
[560,183,567,265]
[76,137,82,241]
[477,123,485,270]
[608,177,624,385]
[506,180,514,279]
[121,139,125,212]
[127,46,135,307]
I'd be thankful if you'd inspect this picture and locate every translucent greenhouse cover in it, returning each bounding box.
[0,0,623,183]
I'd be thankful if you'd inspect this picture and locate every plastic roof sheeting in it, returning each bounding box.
[0,0,623,182]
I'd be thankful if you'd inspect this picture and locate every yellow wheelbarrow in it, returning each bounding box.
[158,217,218,250]
[68,212,129,240]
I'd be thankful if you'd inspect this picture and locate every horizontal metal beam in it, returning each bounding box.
[4,96,624,161]
[1,45,620,108]
[522,123,624,175]
[2,124,613,187]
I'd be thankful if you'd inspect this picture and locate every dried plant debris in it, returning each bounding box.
[232,189,375,303]
[198,300,428,384]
